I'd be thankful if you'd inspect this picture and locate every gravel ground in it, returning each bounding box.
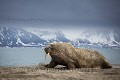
[0,64,120,80]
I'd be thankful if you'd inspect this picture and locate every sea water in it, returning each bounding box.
[0,47,51,66]
[0,47,120,66]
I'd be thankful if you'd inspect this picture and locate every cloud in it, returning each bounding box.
[0,0,120,29]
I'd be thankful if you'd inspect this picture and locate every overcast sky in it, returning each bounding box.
[0,0,120,30]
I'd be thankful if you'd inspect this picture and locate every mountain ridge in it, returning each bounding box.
[0,27,120,48]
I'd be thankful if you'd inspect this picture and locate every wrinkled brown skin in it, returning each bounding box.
[44,43,112,69]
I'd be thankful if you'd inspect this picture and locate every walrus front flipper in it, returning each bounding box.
[47,59,58,68]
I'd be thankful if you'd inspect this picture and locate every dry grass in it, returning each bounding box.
[0,64,120,80]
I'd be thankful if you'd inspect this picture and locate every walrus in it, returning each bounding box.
[44,43,112,69]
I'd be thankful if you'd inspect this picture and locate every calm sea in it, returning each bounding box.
[0,47,120,66]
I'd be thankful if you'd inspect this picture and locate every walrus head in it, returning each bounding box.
[44,44,54,59]
[44,46,51,55]
[44,43,74,56]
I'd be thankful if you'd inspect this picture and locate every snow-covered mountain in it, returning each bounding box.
[72,29,120,48]
[26,29,69,42]
[0,27,120,48]
[0,27,47,47]
[0,27,69,47]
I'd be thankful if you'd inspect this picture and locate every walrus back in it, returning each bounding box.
[75,48,112,68]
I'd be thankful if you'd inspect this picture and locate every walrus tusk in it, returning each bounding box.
[45,54,47,60]
[44,53,50,60]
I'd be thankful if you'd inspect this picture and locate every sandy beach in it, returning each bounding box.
[0,64,120,80]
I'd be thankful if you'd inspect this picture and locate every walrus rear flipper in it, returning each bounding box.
[101,61,112,69]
